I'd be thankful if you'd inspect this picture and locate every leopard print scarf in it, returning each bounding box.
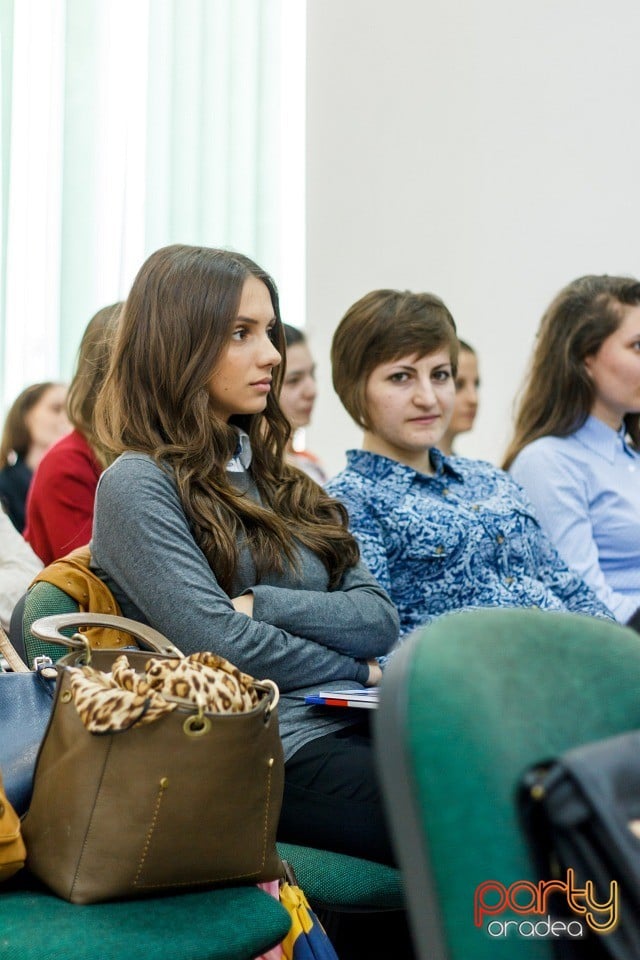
[68,652,260,734]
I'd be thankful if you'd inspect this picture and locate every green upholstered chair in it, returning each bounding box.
[277,842,403,913]
[375,608,640,960]
[0,873,290,960]
[22,581,79,665]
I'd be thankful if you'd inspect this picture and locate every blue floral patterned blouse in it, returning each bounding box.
[327,449,614,638]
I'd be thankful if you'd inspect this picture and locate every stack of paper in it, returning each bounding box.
[304,688,380,710]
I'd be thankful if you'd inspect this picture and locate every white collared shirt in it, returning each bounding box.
[226,429,253,473]
[0,510,42,631]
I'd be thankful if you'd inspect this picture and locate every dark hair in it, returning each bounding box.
[331,289,458,429]
[67,302,122,467]
[503,274,640,468]
[458,339,476,355]
[283,323,306,348]
[0,382,62,468]
[96,244,358,592]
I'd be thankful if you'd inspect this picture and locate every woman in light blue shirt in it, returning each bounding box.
[504,275,640,624]
[327,288,613,639]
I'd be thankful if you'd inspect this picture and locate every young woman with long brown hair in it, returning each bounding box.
[505,274,640,625]
[91,245,399,865]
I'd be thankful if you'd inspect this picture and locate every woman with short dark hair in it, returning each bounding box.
[328,287,614,640]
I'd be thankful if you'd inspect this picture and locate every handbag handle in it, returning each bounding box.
[30,613,184,658]
[0,625,29,673]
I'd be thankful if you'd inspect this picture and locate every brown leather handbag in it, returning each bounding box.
[0,768,26,881]
[22,614,284,904]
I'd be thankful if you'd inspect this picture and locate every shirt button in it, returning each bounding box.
[471,504,480,512]
[496,535,504,544]
[442,487,449,496]
[505,576,514,585]
[435,545,444,555]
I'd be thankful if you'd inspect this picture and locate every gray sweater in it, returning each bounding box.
[90,452,399,760]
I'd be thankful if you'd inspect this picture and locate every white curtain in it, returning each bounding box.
[0,0,305,408]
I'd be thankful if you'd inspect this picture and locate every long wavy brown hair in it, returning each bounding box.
[67,302,122,469]
[503,275,640,469]
[95,244,359,593]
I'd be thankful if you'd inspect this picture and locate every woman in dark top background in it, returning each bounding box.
[0,381,69,530]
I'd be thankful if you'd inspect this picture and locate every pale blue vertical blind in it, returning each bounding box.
[0,0,15,394]
[0,0,304,410]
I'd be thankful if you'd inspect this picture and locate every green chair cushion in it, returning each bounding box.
[277,841,403,911]
[22,582,79,666]
[0,873,290,960]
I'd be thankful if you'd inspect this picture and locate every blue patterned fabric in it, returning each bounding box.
[327,449,614,641]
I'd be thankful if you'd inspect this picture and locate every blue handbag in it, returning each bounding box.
[0,614,180,817]
[0,665,56,816]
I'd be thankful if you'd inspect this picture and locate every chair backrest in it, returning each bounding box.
[22,581,79,665]
[375,608,640,960]
[8,592,28,662]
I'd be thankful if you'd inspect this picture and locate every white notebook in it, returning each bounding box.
[304,687,379,710]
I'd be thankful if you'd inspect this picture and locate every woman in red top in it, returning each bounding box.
[25,303,121,564]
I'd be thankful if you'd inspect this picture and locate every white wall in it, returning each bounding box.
[305,0,640,476]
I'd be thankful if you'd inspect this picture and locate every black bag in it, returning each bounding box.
[520,730,640,959]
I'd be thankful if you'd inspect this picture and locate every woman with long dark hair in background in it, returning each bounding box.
[0,382,69,531]
[505,275,640,625]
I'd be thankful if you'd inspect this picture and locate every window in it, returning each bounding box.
[0,0,305,408]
